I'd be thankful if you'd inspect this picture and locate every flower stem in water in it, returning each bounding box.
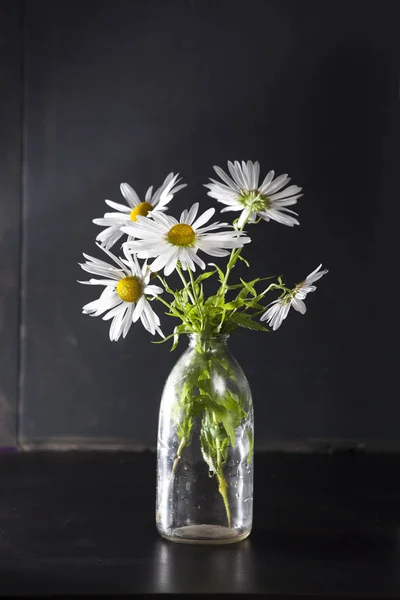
[217,470,232,528]
[156,437,187,523]
[170,437,186,483]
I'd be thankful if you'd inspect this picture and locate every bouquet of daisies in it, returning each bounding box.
[79,161,327,343]
[79,161,327,523]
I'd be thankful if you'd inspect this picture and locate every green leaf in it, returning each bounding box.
[171,323,190,351]
[222,392,246,418]
[226,283,244,291]
[220,410,236,447]
[245,302,265,310]
[240,278,261,297]
[152,331,177,345]
[208,263,226,285]
[229,312,269,331]
[222,298,245,310]
[198,368,210,381]
[195,270,216,284]
[237,254,250,268]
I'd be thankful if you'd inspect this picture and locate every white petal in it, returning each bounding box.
[109,304,127,341]
[220,205,243,213]
[149,247,175,273]
[140,305,156,335]
[197,246,229,257]
[296,284,316,298]
[192,207,215,230]
[230,161,247,188]
[105,199,131,213]
[292,297,307,314]
[196,221,231,233]
[120,183,141,208]
[93,217,125,226]
[180,209,188,223]
[96,228,125,250]
[145,185,154,202]
[103,303,125,321]
[82,253,122,271]
[268,304,284,329]
[188,249,205,270]
[144,284,163,296]
[151,211,177,228]
[83,290,121,316]
[273,303,291,330]
[268,185,302,201]
[260,302,279,323]
[78,278,119,286]
[122,303,134,338]
[79,264,122,279]
[305,264,328,284]
[141,300,157,334]
[263,174,290,196]
[132,296,145,322]
[261,208,299,227]
[179,247,196,271]
[206,179,240,195]
[164,248,180,276]
[259,170,275,193]
[93,294,122,317]
[156,178,185,208]
[213,165,240,190]
[252,161,260,189]
[207,193,240,206]
[197,232,250,248]
[271,195,303,207]
[95,243,127,270]
[185,203,199,225]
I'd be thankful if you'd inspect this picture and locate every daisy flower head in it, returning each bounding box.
[78,244,164,341]
[93,172,186,249]
[122,202,251,276]
[261,264,328,331]
[205,160,303,228]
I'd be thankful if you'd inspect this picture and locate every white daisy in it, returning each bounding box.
[205,160,303,228]
[78,244,164,341]
[122,202,251,276]
[93,172,186,249]
[260,264,328,330]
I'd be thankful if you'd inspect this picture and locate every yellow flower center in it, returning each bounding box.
[167,223,196,246]
[130,202,153,222]
[116,276,142,303]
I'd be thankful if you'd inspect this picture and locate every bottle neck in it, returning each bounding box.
[188,333,230,353]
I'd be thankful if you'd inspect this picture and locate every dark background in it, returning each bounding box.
[1,0,399,451]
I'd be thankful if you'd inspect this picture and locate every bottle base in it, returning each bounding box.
[158,524,251,545]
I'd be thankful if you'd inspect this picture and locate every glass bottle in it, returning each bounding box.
[156,334,253,544]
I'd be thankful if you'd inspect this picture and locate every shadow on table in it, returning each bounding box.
[150,528,400,596]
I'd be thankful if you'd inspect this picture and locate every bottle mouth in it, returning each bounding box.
[188,333,230,345]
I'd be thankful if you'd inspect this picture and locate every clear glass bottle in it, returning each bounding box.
[156,334,254,544]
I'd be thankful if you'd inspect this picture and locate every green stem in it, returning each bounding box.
[218,248,239,297]
[212,411,232,528]
[155,294,185,321]
[156,436,187,523]
[176,264,196,306]
[218,221,247,298]
[217,471,232,528]
[170,436,186,483]
[188,268,204,329]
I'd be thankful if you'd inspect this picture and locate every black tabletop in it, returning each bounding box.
[0,451,399,597]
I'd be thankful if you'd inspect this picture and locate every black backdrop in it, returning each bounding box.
[1,0,399,450]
